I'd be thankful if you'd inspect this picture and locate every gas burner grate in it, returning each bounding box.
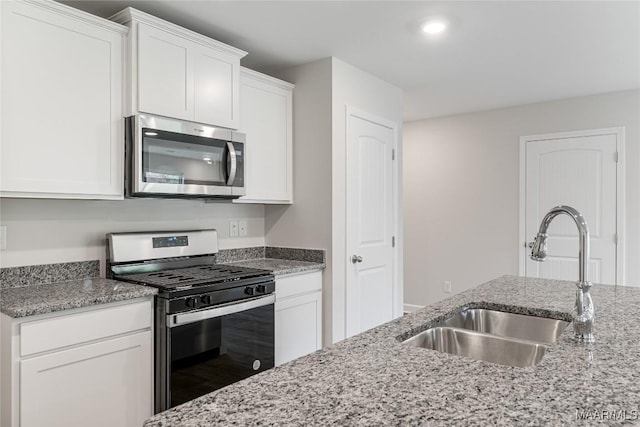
[197,266,246,274]
[119,264,271,289]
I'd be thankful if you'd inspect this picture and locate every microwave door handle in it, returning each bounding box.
[226,141,237,185]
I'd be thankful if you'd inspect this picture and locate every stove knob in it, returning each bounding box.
[185,297,197,309]
[200,295,212,306]
[256,285,266,293]
[244,287,255,296]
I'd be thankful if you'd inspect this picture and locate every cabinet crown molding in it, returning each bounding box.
[109,7,247,58]
[21,0,128,34]
[241,67,295,91]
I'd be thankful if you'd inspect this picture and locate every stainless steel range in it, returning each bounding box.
[107,229,275,413]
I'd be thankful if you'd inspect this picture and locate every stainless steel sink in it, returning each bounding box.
[403,327,548,368]
[442,308,569,344]
[402,308,570,368]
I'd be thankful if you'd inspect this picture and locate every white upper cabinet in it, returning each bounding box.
[235,68,294,204]
[137,23,192,121]
[0,0,126,199]
[193,47,239,126]
[111,8,246,129]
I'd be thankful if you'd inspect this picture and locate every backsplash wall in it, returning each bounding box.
[0,198,265,274]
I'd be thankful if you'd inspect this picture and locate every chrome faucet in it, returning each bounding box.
[530,205,595,344]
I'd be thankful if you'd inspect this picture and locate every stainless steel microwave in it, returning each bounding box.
[125,114,245,199]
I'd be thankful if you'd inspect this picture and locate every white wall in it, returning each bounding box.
[0,198,265,274]
[330,58,403,341]
[265,58,334,343]
[403,89,640,306]
[267,57,403,345]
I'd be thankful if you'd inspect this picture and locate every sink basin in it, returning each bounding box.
[442,308,569,344]
[402,308,571,367]
[403,327,548,368]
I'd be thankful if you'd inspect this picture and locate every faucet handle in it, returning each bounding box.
[530,233,548,261]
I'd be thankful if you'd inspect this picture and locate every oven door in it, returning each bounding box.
[126,114,245,198]
[164,294,274,410]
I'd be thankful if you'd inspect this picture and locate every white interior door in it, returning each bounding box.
[346,109,396,338]
[522,129,622,285]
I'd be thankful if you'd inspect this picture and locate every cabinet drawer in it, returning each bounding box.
[276,271,322,300]
[21,300,152,357]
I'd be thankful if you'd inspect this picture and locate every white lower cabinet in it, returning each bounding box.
[275,271,322,366]
[20,332,151,427]
[1,298,154,427]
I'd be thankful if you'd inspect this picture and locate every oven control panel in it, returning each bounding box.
[168,279,275,314]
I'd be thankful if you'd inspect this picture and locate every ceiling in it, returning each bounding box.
[61,1,640,121]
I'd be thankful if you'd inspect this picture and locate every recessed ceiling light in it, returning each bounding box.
[422,20,447,35]
[144,131,158,136]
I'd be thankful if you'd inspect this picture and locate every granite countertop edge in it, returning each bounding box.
[0,278,158,319]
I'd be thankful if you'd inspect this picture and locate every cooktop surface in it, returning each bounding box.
[116,264,272,290]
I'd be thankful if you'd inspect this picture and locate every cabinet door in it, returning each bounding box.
[193,47,239,129]
[137,23,193,121]
[275,292,322,366]
[0,1,124,199]
[20,332,152,427]
[236,72,293,203]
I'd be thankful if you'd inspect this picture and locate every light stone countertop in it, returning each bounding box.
[220,258,325,276]
[0,278,158,318]
[144,275,640,426]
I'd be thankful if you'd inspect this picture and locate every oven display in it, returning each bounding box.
[153,236,189,248]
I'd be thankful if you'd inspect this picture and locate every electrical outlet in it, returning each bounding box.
[229,220,239,237]
[239,220,248,237]
[443,281,452,294]
[0,226,6,250]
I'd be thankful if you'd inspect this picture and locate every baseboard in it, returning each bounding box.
[403,303,425,314]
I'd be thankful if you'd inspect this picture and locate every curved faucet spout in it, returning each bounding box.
[529,205,594,343]
[533,205,590,285]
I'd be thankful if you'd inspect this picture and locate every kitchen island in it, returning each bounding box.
[144,275,640,426]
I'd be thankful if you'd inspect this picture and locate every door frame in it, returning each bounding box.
[518,127,626,285]
[344,106,402,336]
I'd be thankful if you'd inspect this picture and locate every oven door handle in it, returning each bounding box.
[226,141,237,186]
[169,294,275,327]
